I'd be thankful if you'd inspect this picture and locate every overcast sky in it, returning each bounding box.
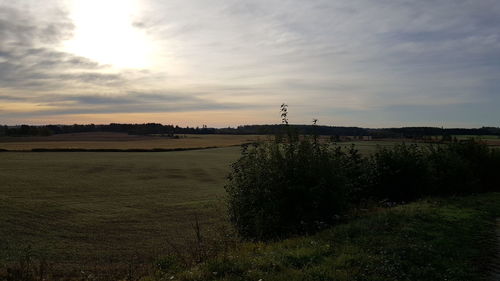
[0,0,499,127]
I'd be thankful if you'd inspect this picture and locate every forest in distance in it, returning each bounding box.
[1,123,500,139]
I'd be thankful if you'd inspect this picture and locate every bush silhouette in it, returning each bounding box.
[225,106,500,240]
[367,144,431,201]
[225,137,365,240]
[225,105,365,240]
[366,140,500,201]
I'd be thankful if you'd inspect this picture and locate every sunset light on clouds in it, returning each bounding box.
[0,0,499,127]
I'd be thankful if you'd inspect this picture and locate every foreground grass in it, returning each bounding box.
[145,193,499,281]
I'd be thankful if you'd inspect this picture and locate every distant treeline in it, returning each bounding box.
[368,126,500,139]
[0,123,499,138]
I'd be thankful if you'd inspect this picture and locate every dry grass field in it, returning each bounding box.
[0,132,265,151]
[0,138,412,268]
[1,133,497,278]
[0,147,241,275]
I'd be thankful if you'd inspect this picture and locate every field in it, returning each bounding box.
[453,134,500,140]
[338,140,404,155]
[427,135,500,146]
[0,138,442,268]
[1,132,498,152]
[0,147,241,273]
[0,132,265,151]
[455,135,500,147]
[1,134,498,278]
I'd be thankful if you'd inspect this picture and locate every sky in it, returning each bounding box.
[0,0,499,128]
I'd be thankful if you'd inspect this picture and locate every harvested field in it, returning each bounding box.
[0,147,241,273]
[0,132,265,151]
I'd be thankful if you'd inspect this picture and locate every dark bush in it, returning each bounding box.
[225,134,364,240]
[428,140,500,195]
[225,107,499,240]
[367,144,431,202]
[367,140,500,201]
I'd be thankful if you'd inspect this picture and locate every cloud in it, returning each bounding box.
[139,0,500,108]
[0,2,126,92]
[0,91,255,118]
[0,0,499,126]
[0,94,25,101]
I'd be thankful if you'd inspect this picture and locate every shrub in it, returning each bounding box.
[367,140,500,201]
[367,143,431,202]
[225,123,365,240]
[428,140,500,195]
[225,105,500,240]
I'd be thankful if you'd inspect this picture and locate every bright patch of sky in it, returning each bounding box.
[63,0,154,69]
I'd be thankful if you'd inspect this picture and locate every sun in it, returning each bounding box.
[63,0,153,69]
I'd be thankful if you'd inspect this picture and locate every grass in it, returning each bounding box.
[1,139,498,280]
[0,132,264,151]
[338,141,405,155]
[0,147,241,272]
[452,135,500,140]
[0,139,402,272]
[147,193,499,281]
[1,133,498,152]
[454,135,500,148]
[0,132,421,154]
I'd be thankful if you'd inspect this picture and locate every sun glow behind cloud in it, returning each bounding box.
[63,0,153,69]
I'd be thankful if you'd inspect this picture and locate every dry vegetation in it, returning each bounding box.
[0,132,265,151]
[1,133,498,280]
[0,147,241,278]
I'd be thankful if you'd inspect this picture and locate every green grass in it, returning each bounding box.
[339,141,405,155]
[452,135,500,140]
[0,147,241,268]
[148,193,500,281]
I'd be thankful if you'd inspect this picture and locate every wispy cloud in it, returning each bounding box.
[0,3,122,92]
[0,91,255,117]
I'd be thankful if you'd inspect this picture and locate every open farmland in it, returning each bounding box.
[0,139,419,268]
[453,135,500,146]
[0,147,241,272]
[0,132,265,151]
[1,136,497,277]
[339,140,405,155]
